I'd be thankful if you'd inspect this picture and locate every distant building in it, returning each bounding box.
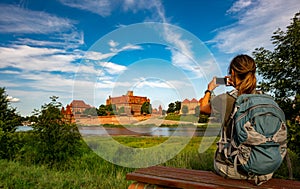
[180,98,200,115]
[69,100,92,114]
[152,105,163,115]
[106,91,150,116]
[61,104,75,123]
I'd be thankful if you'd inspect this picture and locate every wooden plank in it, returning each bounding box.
[126,166,300,189]
[129,166,248,188]
[128,182,168,189]
[127,173,231,189]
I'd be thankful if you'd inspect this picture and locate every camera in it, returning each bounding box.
[216,77,230,86]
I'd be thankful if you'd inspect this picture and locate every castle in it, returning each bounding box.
[106,91,151,116]
[180,98,201,115]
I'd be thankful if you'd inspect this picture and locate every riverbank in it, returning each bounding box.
[74,114,202,126]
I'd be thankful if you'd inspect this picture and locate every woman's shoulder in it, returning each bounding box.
[226,89,238,99]
[211,89,237,103]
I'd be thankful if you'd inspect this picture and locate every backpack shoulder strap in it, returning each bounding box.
[221,90,238,144]
[217,90,238,157]
[224,90,238,125]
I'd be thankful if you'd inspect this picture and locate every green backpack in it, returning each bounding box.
[220,93,288,184]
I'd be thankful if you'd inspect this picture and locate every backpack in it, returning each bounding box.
[217,93,288,185]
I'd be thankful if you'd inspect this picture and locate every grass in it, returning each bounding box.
[0,157,132,189]
[0,136,299,188]
[164,113,199,122]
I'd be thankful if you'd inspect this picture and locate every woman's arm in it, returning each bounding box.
[200,77,218,115]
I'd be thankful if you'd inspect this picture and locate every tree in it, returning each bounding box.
[252,12,300,154]
[118,106,125,115]
[106,104,116,115]
[167,102,175,114]
[194,105,200,117]
[0,87,22,159]
[181,105,189,115]
[83,107,98,116]
[174,101,181,113]
[141,102,152,115]
[97,104,107,116]
[0,87,21,132]
[29,96,82,167]
[253,12,300,103]
[198,114,209,123]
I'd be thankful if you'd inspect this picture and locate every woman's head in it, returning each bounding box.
[228,54,256,95]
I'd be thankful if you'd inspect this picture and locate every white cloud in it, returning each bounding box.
[0,70,21,75]
[59,0,200,79]
[55,30,85,49]
[171,50,195,72]
[119,44,143,52]
[85,51,116,61]
[99,62,127,75]
[0,5,84,50]
[109,42,142,53]
[85,42,142,60]
[0,4,74,34]
[227,0,252,13]
[84,42,142,76]
[59,0,165,21]
[211,0,300,54]
[22,73,73,91]
[109,40,119,48]
[123,0,160,13]
[0,45,82,73]
[147,2,210,79]
[59,0,112,17]
[133,77,173,89]
[16,38,64,47]
[7,96,20,102]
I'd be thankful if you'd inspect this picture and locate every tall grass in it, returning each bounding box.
[0,158,133,189]
[0,136,299,188]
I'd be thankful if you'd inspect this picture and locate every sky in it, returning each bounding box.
[0,0,299,116]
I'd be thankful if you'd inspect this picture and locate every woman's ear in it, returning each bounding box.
[231,69,235,76]
[230,69,236,87]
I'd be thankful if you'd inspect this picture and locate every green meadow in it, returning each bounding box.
[0,135,299,189]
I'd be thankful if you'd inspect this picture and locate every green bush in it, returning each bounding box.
[0,87,22,160]
[19,96,83,168]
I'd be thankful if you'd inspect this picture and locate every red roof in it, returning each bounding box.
[70,100,92,108]
[182,99,190,103]
[190,98,198,103]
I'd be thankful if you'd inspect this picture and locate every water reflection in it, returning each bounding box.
[79,126,220,137]
[15,125,220,137]
[16,125,33,132]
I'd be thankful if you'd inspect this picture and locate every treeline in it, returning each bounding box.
[165,100,209,123]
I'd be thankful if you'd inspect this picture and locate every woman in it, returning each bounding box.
[200,54,258,180]
[200,54,257,114]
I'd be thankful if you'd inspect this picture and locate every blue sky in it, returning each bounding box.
[0,0,299,116]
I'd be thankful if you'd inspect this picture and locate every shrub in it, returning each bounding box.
[21,96,83,168]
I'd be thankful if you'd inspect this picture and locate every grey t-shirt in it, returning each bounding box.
[210,90,237,136]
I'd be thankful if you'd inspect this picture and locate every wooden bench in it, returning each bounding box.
[126,166,300,189]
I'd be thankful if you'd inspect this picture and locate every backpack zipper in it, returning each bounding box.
[235,104,284,123]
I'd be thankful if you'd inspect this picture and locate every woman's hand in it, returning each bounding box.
[200,77,218,115]
[225,76,235,87]
[207,77,219,91]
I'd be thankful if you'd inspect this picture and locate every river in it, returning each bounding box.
[16,125,221,137]
[78,126,221,137]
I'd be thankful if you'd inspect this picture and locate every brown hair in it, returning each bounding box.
[228,54,256,95]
